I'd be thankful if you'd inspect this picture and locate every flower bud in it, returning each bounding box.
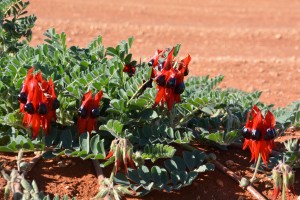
[272,168,282,200]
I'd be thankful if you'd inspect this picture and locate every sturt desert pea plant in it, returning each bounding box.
[272,161,295,200]
[18,67,60,139]
[77,90,103,134]
[242,105,276,182]
[148,48,191,111]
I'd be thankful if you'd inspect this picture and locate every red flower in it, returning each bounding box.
[19,67,60,139]
[77,90,103,134]
[148,49,163,78]
[242,105,276,165]
[151,48,191,111]
[123,64,136,77]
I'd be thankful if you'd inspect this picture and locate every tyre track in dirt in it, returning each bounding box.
[28,0,300,107]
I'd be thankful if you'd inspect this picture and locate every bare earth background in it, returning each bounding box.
[27,0,300,107]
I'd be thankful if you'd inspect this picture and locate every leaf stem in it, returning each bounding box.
[109,165,116,182]
[126,79,151,107]
[250,153,261,183]
[176,107,201,126]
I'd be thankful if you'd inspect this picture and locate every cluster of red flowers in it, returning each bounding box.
[18,68,60,139]
[148,48,191,111]
[242,105,276,165]
[77,90,103,134]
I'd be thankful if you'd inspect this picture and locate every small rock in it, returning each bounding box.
[225,160,235,167]
[237,196,245,200]
[275,34,282,40]
[57,161,66,167]
[216,179,224,187]
[265,183,272,188]
[65,186,69,189]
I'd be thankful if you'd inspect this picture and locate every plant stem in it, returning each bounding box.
[282,184,286,200]
[250,153,261,183]
[109,165,116,182]
[176,107,201,126]
[126,79,151,107]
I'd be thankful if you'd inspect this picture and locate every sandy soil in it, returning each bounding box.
[27,0,300,107]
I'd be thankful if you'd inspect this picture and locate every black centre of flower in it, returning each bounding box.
[24,103,34,114]
[156,75,166,86]
[166,77,176,88]
[148,59,154,66]
[18,92,27,104]
[264,128,276,140]
[251,129,261,141]
[53,98,60,110]
[38,103,48,115]
[78,107,88,118]
[242,127,251,139]
[91,108,100,118]
[184,68,189,76]
[158,61,164,71]
[174,82,185,94]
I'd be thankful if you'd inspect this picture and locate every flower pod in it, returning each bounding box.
[287,170,295,194]
[272,168,282,200]
[115,145,121,175]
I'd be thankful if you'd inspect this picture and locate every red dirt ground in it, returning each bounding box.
[27,0,300,107]
[1,0,300,199]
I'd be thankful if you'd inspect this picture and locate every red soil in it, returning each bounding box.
[27,0,300,107]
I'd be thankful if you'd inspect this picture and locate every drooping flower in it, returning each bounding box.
[150,47,191,111]
[242,105,276,165]
[77,90,103,134]
[272,161,295,200]
[105,138,135,174]
[18,67,60,139]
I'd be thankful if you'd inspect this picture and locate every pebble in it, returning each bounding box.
[225,160,235,167]
[265,182,272,188]
[275,34,282,40]
[216,179,224,187]
[237,196,245,200]
[57,161,66,167]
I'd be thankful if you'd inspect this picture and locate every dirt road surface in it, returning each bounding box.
[28,0,300,107]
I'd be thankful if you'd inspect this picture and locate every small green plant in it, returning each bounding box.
[0,0,36,56]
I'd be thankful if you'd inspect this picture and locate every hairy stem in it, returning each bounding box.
[250,153,261,183]
[126,79,151,107]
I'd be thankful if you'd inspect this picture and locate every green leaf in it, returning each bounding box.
[114,173,130,185]
[42,151,56,159]
[139,109,158,121]
[128,37,134,48]
[151,166,162,185]
[79,132,90,153]
[60,129,72,149]
[183,151,196,170]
